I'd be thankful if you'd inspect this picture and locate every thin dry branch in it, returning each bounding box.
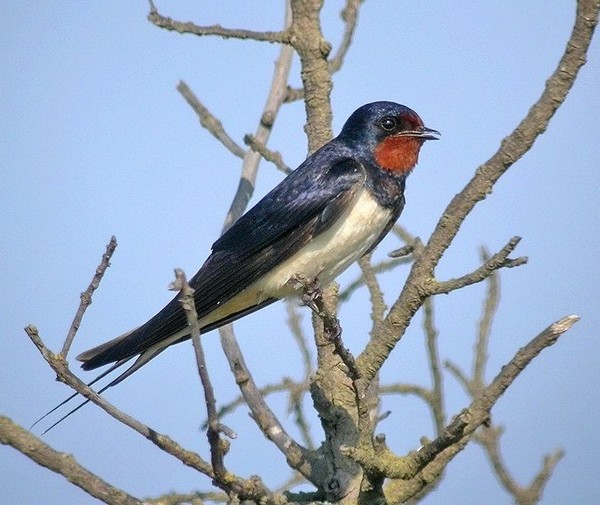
[475,426,564,505]
[170,269,229,480]
[429,236,526,296]
[219,326,318,485]
[328,0,361,73]
[0,416,141,505]
[422,298,445,434]
[24,326,287,503]
[25,326,214,476]
[147,1,290,44]
[177,81,245,159]
[61,236,117,357]
[244,133,292,174]
[357,0,599,383]
[357,254,388,335]
[473,249,500,391]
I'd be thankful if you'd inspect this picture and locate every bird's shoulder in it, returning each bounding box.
[212,140,366,255]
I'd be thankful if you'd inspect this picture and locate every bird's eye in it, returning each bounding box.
[380,117,397,132]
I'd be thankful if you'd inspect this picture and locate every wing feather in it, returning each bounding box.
[79,150,365,369]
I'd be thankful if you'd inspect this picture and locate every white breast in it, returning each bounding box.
[258,187,393,297]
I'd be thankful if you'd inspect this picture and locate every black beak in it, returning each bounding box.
[398,127,441,140]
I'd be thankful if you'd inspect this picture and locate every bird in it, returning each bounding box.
[36,101,439,431]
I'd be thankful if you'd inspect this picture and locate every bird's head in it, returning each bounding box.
[339,101,440,175]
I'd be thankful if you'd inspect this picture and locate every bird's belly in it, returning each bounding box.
[258,188,393,297]
[196,189,393,329]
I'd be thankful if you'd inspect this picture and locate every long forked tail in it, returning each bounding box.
[30,359,131,434]
[32,332,180,434]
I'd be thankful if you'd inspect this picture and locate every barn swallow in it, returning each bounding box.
[36,101,438,431]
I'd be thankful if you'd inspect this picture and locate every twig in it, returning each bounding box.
[25,325,283,503]
[283,86,304,103]
[219,326,316,483]
[473,249,500,391]
[61,236,117,357]
[357,254,387,335]
[328,0,361,73]
[286,301,313,379]
[429,236,526,296]
[378,383,433,404]
[422,298,445,434]
[177,81,245,159]
[286,302,316,450]
[170,269,228,479]
[147,1,290,44]
[0,416,141,505]
[475,426,564,505]
[25,326,213,476]
[339,257,411,302]
[220,7,294,233]
[244,134,292,174]
[144,490,228,505]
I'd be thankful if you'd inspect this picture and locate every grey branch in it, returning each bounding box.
[244,133,292,174]
[343,315,578,489]
[170,269,229,480]
[429,236,527,296]
[147,1,290,44]
[61,236,117,357]
[177,81,245,158]
[328,0,361,73]
[0,416,141,505]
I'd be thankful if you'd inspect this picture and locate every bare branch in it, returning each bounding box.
[378,383,433,404]
[25,326,215,476]
[147,1,290,44]
[473,249,501,390]
[475,426,565,505]
[339,257,410,302]
[357,254,387,335]
[357,0,599,382]
[145,490,228,504]
[61,236,117,357]
[219,326,317,484]
[244,133,292,174]
[343,315,579,484]
[177,81,245,158]
[422,299,445,434]
[328,0,361,73]
[429,236,526,296]
[170,269,229,479]
[0,416,141,505]
[220,16,294,232]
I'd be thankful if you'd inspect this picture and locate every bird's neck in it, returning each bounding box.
[374,136,424,174]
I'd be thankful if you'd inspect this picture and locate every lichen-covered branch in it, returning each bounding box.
[343,315,578,499]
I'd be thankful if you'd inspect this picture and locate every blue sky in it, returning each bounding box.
[1,2,599,504]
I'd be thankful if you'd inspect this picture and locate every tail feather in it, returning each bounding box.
[76,328,138,370]
[31,359,130,434]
